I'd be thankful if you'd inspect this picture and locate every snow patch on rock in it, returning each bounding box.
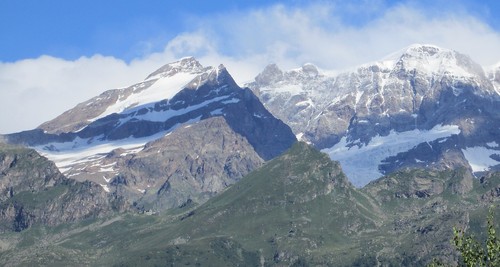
[462,146,500,172]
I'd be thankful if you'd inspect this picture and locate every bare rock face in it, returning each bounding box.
[0,145,64,202]
[255,64,284,86]
[110,117,264,210]
[0,144,126,232]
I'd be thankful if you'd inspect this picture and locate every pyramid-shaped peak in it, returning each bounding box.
[214,64,238,86]
[217,64,226,71]
[265,63,282,71]
[301,63,319,76]
[208,63,230,80]
[255,63,284,86]
[145,57,206,80]
[182,62,238,90]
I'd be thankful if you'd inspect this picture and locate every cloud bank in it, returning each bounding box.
[1,1,500,134]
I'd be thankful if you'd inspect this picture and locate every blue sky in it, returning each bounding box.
[1,0,297,62]
[3,0,499,62]
[1,0,500,133]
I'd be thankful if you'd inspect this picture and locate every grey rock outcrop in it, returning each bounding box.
[112,117,264,210]
[0,143,126,232]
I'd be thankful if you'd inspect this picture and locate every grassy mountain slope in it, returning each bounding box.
[0,142,499,266]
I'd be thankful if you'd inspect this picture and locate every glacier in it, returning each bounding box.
[322,124,461,187]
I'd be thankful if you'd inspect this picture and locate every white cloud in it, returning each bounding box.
[192,3,500,69]
[0,55,148,134]
[1,1,500,134]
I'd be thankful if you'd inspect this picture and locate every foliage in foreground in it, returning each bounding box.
[450,208,500,267]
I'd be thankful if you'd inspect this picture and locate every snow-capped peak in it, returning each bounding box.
[288,63,322,76]
[380,44,484,78]
[92,59,212,121]
[214,64,228,80]
[145,57,206,81]
[197,64,237,88]
[299,63,319,77]
[380,44,444,63]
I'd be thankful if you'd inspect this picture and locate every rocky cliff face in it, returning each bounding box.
[0,144,65,202]
[104,117,264,210]
[248,44,500,186]
[4,58,296,211]
[0,143,125,232]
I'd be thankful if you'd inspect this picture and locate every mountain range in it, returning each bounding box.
[248,44,500,186]
[0,44,500,266]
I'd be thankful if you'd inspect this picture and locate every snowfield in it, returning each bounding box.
[462,146,500,172]
[35,117,202,174]
[92,72,199,122]
[322,124,461,187]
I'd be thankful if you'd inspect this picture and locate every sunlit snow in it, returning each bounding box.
[487,141,499,148]
[92,72,198,121]
[262,84,304,95]
[99,184,110,192]
[461,146,500,172]
[36,115,205,176]
[322,124,461,187]
[210,108,224,115]
[122,95,234,123]
[36,131,166,174]
[378,44,476,78]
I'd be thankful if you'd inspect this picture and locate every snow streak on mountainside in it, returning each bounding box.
[249,44,500,186]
